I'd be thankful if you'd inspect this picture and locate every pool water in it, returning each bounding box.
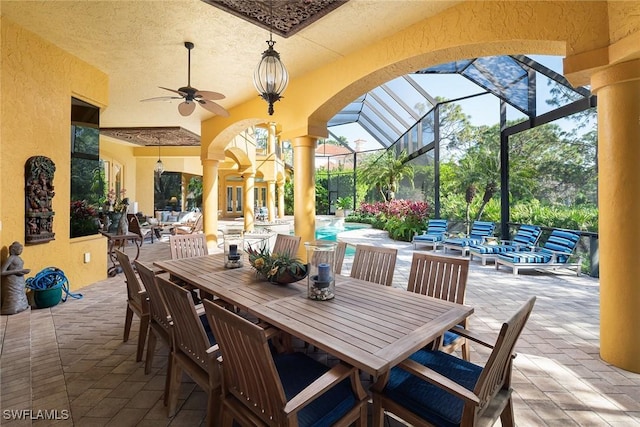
[315,222,369,255]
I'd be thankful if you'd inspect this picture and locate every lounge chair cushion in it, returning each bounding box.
[274,352,358,427]
[443,221,495,248]
[413,220,448,243]
[497,229,580,264]
[383,349,482,427]
[470,224,541,255]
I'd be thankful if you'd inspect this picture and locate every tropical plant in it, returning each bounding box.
[358,150,414,202]
[246,245,307,282]
[335,196,353,210]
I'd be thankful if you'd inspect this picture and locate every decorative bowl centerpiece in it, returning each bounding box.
[247,245,308,285]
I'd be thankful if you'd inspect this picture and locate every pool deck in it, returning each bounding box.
[1,221,638,426]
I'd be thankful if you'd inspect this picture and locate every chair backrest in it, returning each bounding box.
[350,244,397,286]
[134,260,171,334]
[169,233,209,259]
[127,214,141,236]
[114,249,145,306]
[203,299,288,425]
[426,219,448,236]
[190,214,203,233]
[471,297,536,416]
[469,220,496,239]
[407,253,469,305]
[156,276,213,370]
[334,241,347,275]
[541,229,581,263]
[512,224,542,246]
[272,234,301,258]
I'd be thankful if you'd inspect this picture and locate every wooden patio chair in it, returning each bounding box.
[134,260,173,406]
[407,252,470,360]
[442,220,496,256]
[169,233,208,259]
[114,249,149,362]
[171,213,203,235]
[469,224,542,265]
[334,241,347,275]
[272,234,301,258]
[202,299,368,427]
[412,219,449,250]
[350,244,397,286]
[156,277,220,424]
[372,297,536,427]
[127,214,153,244]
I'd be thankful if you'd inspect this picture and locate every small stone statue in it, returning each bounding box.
[1,241,31,315]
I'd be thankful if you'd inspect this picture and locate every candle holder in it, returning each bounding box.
[224,229,244,269]
[305,240,336,301]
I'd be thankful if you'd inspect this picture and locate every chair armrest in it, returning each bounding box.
[399,358,480,405]
[450,325,494,349]
[284,362,356,415]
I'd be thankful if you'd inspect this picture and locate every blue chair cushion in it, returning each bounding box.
[384,349,482,427]
[497,252,551,264]
[444,237,484,247]
[199,313,217,346]
[414,234,443,243]
[496,229,580,264]
[274,352,357,427]
[442,330,460,346]
[469,244,519,255]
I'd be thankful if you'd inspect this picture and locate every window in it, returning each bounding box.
[70,98,102,238]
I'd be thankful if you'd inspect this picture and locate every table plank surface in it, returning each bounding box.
[250,277,473,376]
[155,254,473,377]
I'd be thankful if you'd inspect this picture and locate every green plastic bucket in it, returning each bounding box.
[33,287,62,309]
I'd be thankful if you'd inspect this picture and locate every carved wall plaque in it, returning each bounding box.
[25,156,56,244]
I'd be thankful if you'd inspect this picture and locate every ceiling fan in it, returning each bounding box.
[141,41,229,117]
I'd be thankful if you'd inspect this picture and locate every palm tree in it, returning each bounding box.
[359,150,415,202]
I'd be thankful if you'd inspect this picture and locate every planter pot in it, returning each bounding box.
[268,267,309,285]
[107,212,123,233]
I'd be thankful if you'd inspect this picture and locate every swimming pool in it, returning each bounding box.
[315,222,368,241]
[315,222,369,255]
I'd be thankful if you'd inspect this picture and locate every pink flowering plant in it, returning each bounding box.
[349,199,431,242]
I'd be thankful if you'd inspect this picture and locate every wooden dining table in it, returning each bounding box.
[154,253,473,377]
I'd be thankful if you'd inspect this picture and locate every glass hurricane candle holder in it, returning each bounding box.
[305,240,336,300]
[224,229,244,269]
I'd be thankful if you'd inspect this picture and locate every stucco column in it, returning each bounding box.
[267,180,276,222]
[292,136,317,261]
[591,59,640,373]
[243,172,255,232]
[277,179,285,219]
[202,159,219,250]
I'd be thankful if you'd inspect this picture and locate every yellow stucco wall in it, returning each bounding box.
[1,17,109,290]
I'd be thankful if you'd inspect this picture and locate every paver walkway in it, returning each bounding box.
[0,224,638,426]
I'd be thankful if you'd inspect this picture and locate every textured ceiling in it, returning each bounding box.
[1,0,460,146]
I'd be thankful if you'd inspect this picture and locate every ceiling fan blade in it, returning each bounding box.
[195,90,225,101]
[159,86,187,97]
[140,96,182,102]
[198,99,230,117]
[178,101,196,116]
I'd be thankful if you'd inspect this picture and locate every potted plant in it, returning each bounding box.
[70,200,99,238]
[335,196,353,217]
[246,245,308,284]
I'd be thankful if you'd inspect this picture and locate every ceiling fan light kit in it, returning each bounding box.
[141,41,229,118]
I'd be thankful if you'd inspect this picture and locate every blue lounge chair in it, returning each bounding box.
[412,219,448,250]
[468,224,542,265]
[495,229,582,275]
[442,220,496,256]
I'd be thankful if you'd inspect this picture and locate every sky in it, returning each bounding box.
[327,55,587,151]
